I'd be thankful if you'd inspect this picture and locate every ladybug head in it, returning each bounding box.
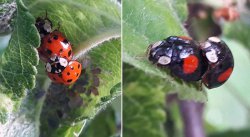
[35,17,53,38]
[146,41,163,56]
[147,40,172,66]
[46,56,68,74]
[200,37,223,64]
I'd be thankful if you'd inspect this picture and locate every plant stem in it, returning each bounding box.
[179,100,206,137]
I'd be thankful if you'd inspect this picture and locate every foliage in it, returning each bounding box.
[0,0,39,99]
[0,0,121,136]
[123,64,168,137]
[123,0,250,137]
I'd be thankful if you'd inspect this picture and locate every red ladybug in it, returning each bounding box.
[38,30,73,61]
[200,37,234,88]
[148,36,208,81]
[46,57,82,85]
[61,60,82,85]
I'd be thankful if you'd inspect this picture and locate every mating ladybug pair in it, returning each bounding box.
[35,13,82,85]
[147,36,234,89]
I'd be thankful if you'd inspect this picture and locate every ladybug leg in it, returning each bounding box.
[135,54,147,61]
[44,10,51,22]
[198,81,203,91]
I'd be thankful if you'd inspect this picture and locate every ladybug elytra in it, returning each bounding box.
[148,36,208,81]
[38,30,73,61]
[201,37,234,88]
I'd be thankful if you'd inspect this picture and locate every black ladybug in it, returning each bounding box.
[147,36,234,89]
[147,36,208,81]
[200,37,234,89]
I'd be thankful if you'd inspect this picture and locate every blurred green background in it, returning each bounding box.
[123,0,250,137]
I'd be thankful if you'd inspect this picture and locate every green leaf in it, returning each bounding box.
[169,0,188,22]
[224,22,250,50]
[24,0,120,47]
[123,64,167,137]
[0,0,40,99]
[204,39,250,132]
[0,0,121,136]
[80,105,117,137]
[123,0,207,102]
[209,129,250,137]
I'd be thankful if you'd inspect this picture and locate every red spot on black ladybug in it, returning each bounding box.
[183,55,199,74]
[217,67,233,82]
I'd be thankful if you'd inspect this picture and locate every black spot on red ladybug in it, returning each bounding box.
[58,73,62,78]
[67,79,72,83]
[68,50,72,57]
[59,49,63,53]
[53,77,56,80]
[48,39,52,43]
[53,35,58,40]
[67,72,70,75]
[47,49,52,55]
[62,39,68,44]
[78,64,80,69]
[76,73,79,77]
[70,66,74,70]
